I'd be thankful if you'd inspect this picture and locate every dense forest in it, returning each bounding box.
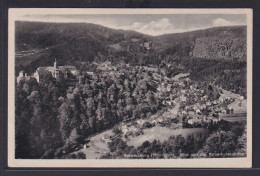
[15,65,162,158]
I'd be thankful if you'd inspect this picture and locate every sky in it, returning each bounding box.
[18,14,246,36]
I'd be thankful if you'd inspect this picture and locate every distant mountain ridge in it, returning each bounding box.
[15,21,152,72]
[15,21,246,74]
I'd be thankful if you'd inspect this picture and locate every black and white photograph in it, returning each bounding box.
[8,8,252,168]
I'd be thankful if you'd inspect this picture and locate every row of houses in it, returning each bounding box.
[187,116,220,125]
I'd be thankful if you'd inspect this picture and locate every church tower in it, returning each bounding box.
[54,59,57,69]
[53,59,59,78]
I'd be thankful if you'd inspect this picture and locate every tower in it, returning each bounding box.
[54,59,57,69]
[34,70,40,83]
[53,59,58,78]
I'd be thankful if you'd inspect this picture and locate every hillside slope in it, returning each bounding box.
[154,26,246,61]
[15,21,152,73]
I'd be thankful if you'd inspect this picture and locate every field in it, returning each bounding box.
[74,126,209,158]
[74,130,113,159]
[127,126,208,147]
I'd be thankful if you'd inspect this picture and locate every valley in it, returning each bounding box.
[14,21,247,159]
[69,69,246,159]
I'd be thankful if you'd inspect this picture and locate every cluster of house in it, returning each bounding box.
[97,62,243,143]
[179,92,235,125]
[17,60,79,83]
[145,68,236,126]
[187,116,220,125]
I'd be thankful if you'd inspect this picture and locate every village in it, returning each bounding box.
[17,60,245,130]
[67,61,246,158]
[104,67,243,142]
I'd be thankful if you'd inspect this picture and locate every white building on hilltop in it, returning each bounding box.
[34,60,61,83]
[17,59,79,83]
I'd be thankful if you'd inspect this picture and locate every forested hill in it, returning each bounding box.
[154,26,246,61]
[15,21,151,52]
[15,21,246,75]
[15,21,152,71]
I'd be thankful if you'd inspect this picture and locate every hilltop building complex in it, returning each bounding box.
[17,60,79,83]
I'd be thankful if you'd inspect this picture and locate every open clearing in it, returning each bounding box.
[74,129,112,159]
[127,126,208,148]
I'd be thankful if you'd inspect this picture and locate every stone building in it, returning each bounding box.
[17,59,79,83]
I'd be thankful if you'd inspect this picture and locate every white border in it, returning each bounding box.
[8,8,253,168]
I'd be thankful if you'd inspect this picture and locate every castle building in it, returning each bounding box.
[17,60,79,83]
[33,59,62,83]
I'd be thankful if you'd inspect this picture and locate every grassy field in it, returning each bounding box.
[74,129,113,159]
[127,126,208,148]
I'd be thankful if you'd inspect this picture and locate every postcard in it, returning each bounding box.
[8,8,252,167]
